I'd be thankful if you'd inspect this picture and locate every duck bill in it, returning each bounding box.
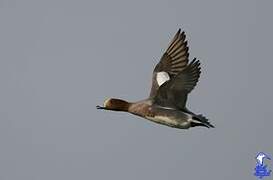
[96,105,108,110]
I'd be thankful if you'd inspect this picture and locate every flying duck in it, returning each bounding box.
[97,29,214,129]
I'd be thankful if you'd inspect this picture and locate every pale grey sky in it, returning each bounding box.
[0,0,273,180]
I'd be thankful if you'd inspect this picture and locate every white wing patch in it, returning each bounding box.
[156,71,170,86]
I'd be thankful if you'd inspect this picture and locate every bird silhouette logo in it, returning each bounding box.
[256,152,271,166]
[254,152,272,179]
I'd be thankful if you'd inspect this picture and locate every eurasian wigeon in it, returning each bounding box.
[97,29,214,129]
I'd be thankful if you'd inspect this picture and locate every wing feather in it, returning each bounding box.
[153,58,201,109]
[149,29,189,98]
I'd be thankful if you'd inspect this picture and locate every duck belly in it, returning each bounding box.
[145,109,191,129]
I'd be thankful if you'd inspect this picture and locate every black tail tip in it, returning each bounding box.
[192,114,215,128]
[203,121,215,128]
[206,123,215,128]
[191,121,215,128]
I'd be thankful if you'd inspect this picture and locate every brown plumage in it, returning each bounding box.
[97,29,214,129]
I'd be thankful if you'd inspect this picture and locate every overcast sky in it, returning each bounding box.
[1,0,273,180]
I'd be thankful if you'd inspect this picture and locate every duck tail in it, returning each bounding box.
[191,114,215,128]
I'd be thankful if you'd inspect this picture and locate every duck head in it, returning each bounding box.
[96,98,130,111]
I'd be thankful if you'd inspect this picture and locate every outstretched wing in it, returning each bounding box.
[149,29,189,98]
[153,59,201,109]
